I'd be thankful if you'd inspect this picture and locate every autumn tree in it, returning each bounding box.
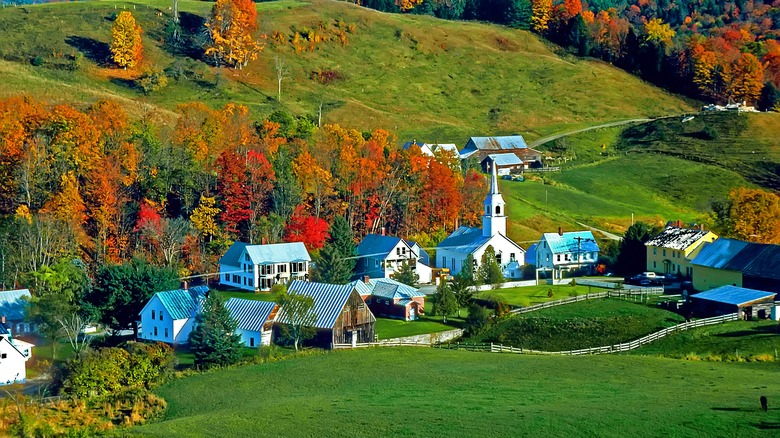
[530,0,553,33]
[190,195,221,242]
[728,53,764,105]
[644,18,675,46]
[713,188,780,244]
[204,0,264,69]
[284,205,330,250]
[246,150,276,244]
[216,150,250,236]
[111,11,143,69]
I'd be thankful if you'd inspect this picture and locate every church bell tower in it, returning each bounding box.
[482,163,506,237]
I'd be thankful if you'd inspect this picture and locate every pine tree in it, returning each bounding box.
[432,282,457,323]
[457,253,477,286]
[478,245,504,285]
[450,276,473,318]
[188,293,243,368]
[505,0,532,30]
[313,216,356,284]
[110,11,143,69]
[391,261,420,286]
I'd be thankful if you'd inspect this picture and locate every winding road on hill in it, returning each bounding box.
[528,118,653,148]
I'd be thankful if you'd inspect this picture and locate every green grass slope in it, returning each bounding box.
[0,0,693,140]
[136,348,779,436]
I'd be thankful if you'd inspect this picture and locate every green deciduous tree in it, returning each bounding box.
[277,287,317,352]
[188,293,243,368]
[391,261,420,286]
[478,245,504,285]
[432,282,457,323]
[450,276,473,318]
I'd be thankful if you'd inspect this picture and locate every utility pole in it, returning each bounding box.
[573,236,596,271]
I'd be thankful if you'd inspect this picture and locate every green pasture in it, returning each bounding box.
[374,317,455,340]
[475,283,593,307]
[136,348,779,436]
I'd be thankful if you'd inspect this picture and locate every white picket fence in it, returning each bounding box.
[577,279,665,294]
[437,313,740,356]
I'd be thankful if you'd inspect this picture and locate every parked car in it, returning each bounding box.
[627,273,664,286]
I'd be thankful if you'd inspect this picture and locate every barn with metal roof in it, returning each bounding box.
[690,285,777,318]
[276,280,375,348]
[692,238,780,292]
[224,298,277,348]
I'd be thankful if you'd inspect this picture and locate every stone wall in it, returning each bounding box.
[378,328,463,345]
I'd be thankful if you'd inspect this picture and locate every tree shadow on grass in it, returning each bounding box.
[754,421,780,430]
[65,36,110,67]
[716,325,780,337]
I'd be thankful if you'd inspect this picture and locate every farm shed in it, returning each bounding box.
[689,285,776,319]
[481,153,524,175]
[276,280,376,349]
[224,298,277,348]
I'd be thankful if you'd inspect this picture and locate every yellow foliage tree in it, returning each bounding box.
[110,11,143,69]
[728,53,764,105]
[204,0,264,69]
[396,0,423,11]
[727,188,780,244]
[190,195,222,241]
[531,0,553,33]
[644,18,675,45]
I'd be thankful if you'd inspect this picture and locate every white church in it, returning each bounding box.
[436,164,525,278]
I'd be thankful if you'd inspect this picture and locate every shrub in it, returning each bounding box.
[31,55,44,66]
[136,69,169,94]
[310,68,345,84]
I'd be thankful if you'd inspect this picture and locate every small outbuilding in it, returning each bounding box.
[689,285,777,319]
[224,298,278,348]
[481,153,524,175]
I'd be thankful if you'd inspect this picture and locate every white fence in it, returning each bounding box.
[437,313,739,356]
[577,279,665,294]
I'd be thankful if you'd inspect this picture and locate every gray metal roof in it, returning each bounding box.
[462,135,529,153]
[369,278,425,300]
[278,280,355,329]
[0,289,30,321]
[691,285,776,306]
[347,280,373,297]
[645,226,712,251]
[436,226,492,255]
[220,241,311,266]
[692,239,780,279]
[224,298,276,332]
[483,153,523,167]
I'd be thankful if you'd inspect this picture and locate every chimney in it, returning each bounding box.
[182,280,188,291]
[261,237,267,245]
[558,227,563,236]
[1,316,5,324]
[381,226,386,236]
[363,275,370,284]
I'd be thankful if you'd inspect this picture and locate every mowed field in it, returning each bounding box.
[0,0,693,140]
[136,348,779,436]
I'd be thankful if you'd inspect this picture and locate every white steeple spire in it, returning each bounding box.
[482,163,506,237]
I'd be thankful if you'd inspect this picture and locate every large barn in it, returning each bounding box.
[276,281,376,348]
[689,285,776,319]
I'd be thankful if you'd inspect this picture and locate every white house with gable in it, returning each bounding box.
[355,234,432,284]
[436,164,525,278]
[138,285,209,344]
[535,229,600,279]
[219,242,311,291]
[0,322,33,385]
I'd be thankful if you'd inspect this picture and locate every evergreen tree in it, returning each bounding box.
[478,245,504,285]
[616,222,656,276]
[457,253,478,286]
[313,216,356,284]
[567,13,590,56]
[432,282,457,323]
[110,11,143,69]
[758,83,780,112]
[505,0,532,29]
[450,276,473,317]
[391,261,420,286]
[188,293,243,368]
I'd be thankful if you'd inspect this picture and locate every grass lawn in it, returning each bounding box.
[475,284,595,307]
[136,348,779,436]
[471,298,685,351]
[632,320,780,361]
[213,288,278,303]
[374,317,455,340]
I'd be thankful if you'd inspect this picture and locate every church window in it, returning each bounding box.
[496,253,502,265]
[510,253,516,262]
[495,206,501,215]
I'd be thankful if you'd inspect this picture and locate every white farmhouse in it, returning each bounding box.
[535,229,600,279]
[138,285,209,344]
[219,242,311,291]
[224,298,277,348]
[355,234,432,284]
[436,164,525,278]
[0,323,34,385]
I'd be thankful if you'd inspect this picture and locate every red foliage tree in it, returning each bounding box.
[216,150,251,236]
[284,205,330,250]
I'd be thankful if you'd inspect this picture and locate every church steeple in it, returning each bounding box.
[482,163,506,237]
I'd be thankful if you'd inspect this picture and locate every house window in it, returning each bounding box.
[151,310,156,320]
[245,254,250,262]
[154,327,158,336]
[556,255,561,262]
[496,253,502,265]
[159,312,163,321]
[250,337,255,347]
[653,261,657,268]
[164,328,168,338]
[278,264,287,273]
[663,249,666,257]
[653,247,656,255]
[510,253,516,262]
[233,274,240,283]
[375,260,380,267]
[1,353,6,359]
[224,273,229,281]
[397,248,401,256]
[442,256,446,268]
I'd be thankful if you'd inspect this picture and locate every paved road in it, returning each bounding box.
[529,118,653,148]
[576,222,622,241]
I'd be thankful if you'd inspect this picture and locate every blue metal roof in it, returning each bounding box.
[462,136,529,154]
[154,286,209,320]
[347,280,373,297]
[542,231,599,254]
[691,285,776,306]
[691,239,750,269]
[437,226,491,255]
[224,298,276,332]
[0,289,30,321]
[484,153,523,166]
[369,278,425,300]
[280,280,355,329]
[220,242,311,266]
[357,234,404,258]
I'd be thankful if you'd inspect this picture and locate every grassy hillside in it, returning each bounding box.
[0,0,693,140]
[136,348,778,436]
